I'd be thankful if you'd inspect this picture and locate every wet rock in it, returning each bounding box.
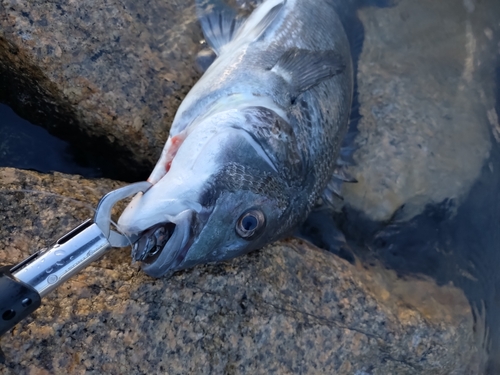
[342,0,500,221]
[0,168,484,374]
[0,0,204,180]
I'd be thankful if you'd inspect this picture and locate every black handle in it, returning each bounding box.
[0,265,41,337]
[0,265,42,363]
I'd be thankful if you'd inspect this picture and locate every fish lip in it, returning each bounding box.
[140,236,192,278]
[134,210,196,278]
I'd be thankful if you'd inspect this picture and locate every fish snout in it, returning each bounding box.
[130,209,195,278]
[131,222,176,262]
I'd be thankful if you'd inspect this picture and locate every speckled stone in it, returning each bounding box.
[0,0,204,177]
[342,0,500,221]
[0,168,483,374]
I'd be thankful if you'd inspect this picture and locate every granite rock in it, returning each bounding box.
[0,168,484,374]
[0,0,204,179]
[342,0,500,221]
[0,0,496,373]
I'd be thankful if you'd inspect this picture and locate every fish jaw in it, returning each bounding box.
[133,209,196,278]
[116,172,209,277]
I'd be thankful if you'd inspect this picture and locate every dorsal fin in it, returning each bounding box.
[196,0,244,55]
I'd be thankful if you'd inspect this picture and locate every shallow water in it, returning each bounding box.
[1,0,500,372]
[343,0,500,372]
[0,103,103,177]
[304,0,500,372]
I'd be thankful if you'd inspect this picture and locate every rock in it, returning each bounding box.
[342,0,500,221]
[0,168,484,374]
[0,0,204,180]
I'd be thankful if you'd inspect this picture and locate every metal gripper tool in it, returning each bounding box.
[0,181,151,349]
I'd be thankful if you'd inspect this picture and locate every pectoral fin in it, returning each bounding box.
[272,48,345,101]
[196,0,244,55]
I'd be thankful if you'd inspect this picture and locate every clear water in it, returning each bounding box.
[0,103,102,177]
[339,0,500,372]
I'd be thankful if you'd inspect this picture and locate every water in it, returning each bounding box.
[0,103,146,181]
[304,0,500,372]
[356,4,500,373]
[0,103,102,177]
[335,141,500,372]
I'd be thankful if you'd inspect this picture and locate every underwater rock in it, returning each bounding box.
[0,168,484,374]
[342,0,499,221]
[0,0,204,179]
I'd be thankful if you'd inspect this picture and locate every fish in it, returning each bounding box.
[117,0,354,278]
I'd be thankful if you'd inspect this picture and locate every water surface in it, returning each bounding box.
[0,103,111,178]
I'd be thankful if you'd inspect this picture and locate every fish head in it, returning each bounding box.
[118,111,292,278]
[176,182,285,273]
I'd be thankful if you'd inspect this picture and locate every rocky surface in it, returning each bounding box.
[342,0,500,221]
[0,168,484,374]
[0,0,204,179]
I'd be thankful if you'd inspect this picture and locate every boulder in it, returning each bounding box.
[0,168,483,374]
[0,0,498,373]
[0,0,204,179]
[343,0,499,221]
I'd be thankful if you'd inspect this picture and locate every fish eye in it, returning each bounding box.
[236,209,265,239]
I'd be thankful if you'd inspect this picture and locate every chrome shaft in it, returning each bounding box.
[13,220,109,297]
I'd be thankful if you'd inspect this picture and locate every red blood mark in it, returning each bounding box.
[164,133,186,173]
[171,135,183,146]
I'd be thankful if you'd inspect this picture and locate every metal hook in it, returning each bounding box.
[93,181,152,247]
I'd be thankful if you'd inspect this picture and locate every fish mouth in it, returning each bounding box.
[131,210,194,278]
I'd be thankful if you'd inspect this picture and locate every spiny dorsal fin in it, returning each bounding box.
[333,165,357,183]
[196,0,244,55]
[271,48,345,101]
[233,0,286,43]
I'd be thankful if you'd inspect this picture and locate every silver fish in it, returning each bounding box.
[118,0,353,277]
